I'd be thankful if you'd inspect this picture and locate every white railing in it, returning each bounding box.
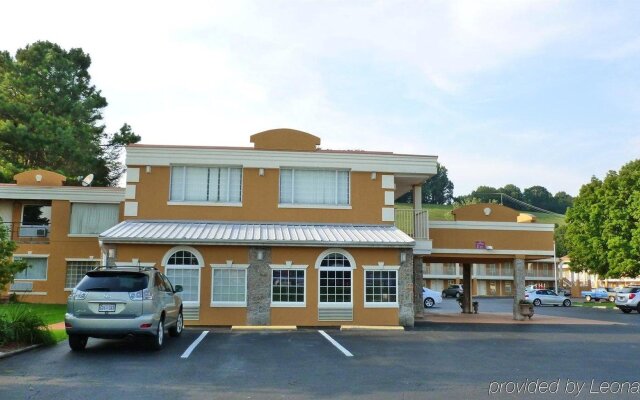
[394,209,429,239]
[424,264,457,276]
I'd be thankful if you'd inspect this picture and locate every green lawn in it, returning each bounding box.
[574,301,617,309]
[0,303,66,325]
[395,203,565,224]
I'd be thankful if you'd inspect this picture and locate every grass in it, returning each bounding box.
[574,301,617,309]
[395,203,566,225]
[0,302,68,346]
[0,303,66,325]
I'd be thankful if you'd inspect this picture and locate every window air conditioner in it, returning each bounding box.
[36,228,48,237]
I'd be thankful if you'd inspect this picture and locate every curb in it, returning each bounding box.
[231,325,297,331]
[340,325,404,331]
[0,344,41,360]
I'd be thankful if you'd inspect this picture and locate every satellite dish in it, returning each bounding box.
[81,174,94,187]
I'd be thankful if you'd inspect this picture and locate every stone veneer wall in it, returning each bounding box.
[247,247,272,325]
[399,248,415,327]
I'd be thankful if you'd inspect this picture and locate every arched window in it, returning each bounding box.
[316,249,355,306]
[163,247,203,305]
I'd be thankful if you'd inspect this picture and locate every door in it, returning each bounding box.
[477,280,487,296]
[318,252,353,321]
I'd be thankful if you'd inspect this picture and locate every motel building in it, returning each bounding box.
[2,129,555,326]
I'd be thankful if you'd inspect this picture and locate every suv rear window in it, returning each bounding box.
[76,272,149,292]
[618,287,640,293]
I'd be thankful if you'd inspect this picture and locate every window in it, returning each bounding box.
[280,169,349,206]
[20,204,51,237]
[170,166,242,203]
[65,261,100,289]
[271,269,305,305]
[212,268,247,305]
[365,270,398,305]
[14,257,48,280]
[164,250,201,304]
[318,252,353,305]
[69,203,119,235]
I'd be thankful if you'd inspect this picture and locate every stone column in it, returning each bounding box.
[413,254,424,318]
[247,247,272,326]
[513,257,526,321]
[399,249,415,327]
[462,263,472,313]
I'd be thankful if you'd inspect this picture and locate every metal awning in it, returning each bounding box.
[99,220,415,248]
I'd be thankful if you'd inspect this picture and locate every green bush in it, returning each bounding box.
[0,305,55,346]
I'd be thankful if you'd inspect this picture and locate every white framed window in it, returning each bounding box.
[19,204,51,237]
[279,168,350,207]
[170,166,242,203]
[14,256,48,281]
[211,262,249,307]
[270,264,307,307]
[316,249,356,308]
[65,260,100,288]
[162,247,204,306]
[69,203,119,235]
[363,266,399,308]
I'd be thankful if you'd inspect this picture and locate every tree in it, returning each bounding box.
[552,191,574,214]
[0,222,28,292]
[0,41,140,186]
[497,184,523,201]
[523,185,554,210]
[422,163,454,204]
[565,160,640,277]
[554,224,568,258]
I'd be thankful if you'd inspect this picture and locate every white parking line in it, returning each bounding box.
[318,330,353,357]
[181,330,209,359]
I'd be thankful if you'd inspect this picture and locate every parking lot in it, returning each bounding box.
[1,299,640,399]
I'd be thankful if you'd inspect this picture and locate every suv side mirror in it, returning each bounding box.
[174,285,184,293]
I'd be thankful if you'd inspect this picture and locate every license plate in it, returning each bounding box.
[98,303,116,312]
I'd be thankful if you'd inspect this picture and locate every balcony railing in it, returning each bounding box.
[394,209,429,239]
[474,265,514,277]
[526,269,555,278]
[1,222,51,243]
[424,264,458,276]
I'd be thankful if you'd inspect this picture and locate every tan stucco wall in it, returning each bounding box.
[430,228,554,253]
[452,203,520,222]
[250,128,320,151]
[14,169,66,186]
[112,244,402,326]
[130,166,386,224]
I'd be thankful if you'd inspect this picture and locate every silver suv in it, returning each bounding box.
[614,286,640,314]
[65,266,184,351]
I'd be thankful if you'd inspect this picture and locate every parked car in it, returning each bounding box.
[581,288,615,302]
[525,289,572,307]
[65,266,184,351]
[614,286,640,314]
[442,284,463,298]
[422,287,443,308]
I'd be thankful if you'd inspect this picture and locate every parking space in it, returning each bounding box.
[3,309,640,399]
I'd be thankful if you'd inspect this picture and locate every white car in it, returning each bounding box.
[422,287,443,308]
[525,289,572,307]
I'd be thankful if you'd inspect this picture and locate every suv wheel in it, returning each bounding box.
[622,309,632,314]
[149,319,164,350]
[169,311,184,337]
[441,291,447,298]
[533,299,542,306]
[455,292,461,298]
[69,334,88,351]
[424,298,435,308]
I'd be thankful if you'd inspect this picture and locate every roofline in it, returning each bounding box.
[0,185,124,202]
[99,238,414,248]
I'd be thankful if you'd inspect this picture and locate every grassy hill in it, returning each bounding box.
[395,203,565,225]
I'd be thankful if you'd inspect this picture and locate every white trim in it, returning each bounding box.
[363,268,399,308]
[362,265,401,271]
[0,186,124,202]
[14,254,50,258]
[314,249,357,270]
[211,264,249,307]
[65,257,97,262]
[381,207,395,222]
[269,263,309,269]
[167,201,242,207]
[126,146,438,175]
[161,246,205,267]
[429,221,555,232]
[277,204,352,210]
[430,249,555,256]
[270,267,307,308]
[124,202,138,217]
[126,168,140,183]
[384,191,395,206]
[381,175,395,189]
[165,265,201,306]
[125,185,136,200]
[9,291,47,296]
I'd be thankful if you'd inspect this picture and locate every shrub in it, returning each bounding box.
[0,305,55,346]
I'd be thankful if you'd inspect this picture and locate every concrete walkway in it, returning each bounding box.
[418,312,624,325]
[48,322,65,330]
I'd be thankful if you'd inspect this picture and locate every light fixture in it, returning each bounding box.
[146,166,152,173]
[371,172,377,180]
[35,174,42,182]
[486,246,494,250]
[400,252,406,262]
[259,168,265,176]
[257,250,264,260]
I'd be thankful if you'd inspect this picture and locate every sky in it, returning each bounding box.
[2,0,639,196]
